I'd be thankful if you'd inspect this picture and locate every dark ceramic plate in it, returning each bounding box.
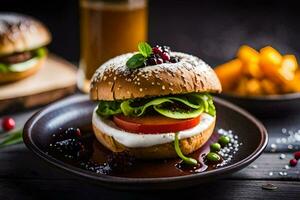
[23,95,268,190]
[217,92,300,117]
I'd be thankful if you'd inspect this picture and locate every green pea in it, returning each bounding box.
[218,135,230,147]
[210,142,221,152]
[206,152,221,163]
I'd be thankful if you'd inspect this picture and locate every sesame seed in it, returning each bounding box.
[139,88,143,92]
[162,85,166,90]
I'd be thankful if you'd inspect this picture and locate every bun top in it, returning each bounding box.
[0,13,51,56]
[90,52,222,101]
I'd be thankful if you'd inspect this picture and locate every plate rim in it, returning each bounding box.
[23,95,268,185]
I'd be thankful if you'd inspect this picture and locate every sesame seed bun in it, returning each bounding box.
[93,116,216,159]
[90,52,222,101]
[0,13,51,56]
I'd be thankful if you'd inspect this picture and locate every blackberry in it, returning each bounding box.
[146,57,157,65]
[49,138,88,160]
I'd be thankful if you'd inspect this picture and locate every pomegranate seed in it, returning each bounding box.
[2,117,15,131]
[161,52,170,61]
[290,158,298,167]
[294,151,300,160]
[152,47,162,55]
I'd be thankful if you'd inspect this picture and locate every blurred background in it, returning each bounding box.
[1,0,298,67]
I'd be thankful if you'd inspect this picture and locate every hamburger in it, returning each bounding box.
[0,13,51,84]
[91,42,221,163]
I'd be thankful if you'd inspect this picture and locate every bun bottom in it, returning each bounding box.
[93,118,216,159]
[0,57,45,84]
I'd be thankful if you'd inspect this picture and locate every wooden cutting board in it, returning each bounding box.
[0,54,77,113]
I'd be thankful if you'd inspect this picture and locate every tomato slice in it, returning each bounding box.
[113,115,201,134]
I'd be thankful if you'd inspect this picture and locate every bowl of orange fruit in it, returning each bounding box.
[214,45,300,117]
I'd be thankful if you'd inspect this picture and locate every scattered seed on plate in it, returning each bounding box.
[279,171,288,176]
[283,172,288,176]
[268,172,273,176]
[271,144,277,152]
[251,165,258,169]
[216,128,241,167]
[284,165,290,169]
[279,154,286,159]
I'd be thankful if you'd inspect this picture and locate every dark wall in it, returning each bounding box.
[1,0,299,67]
[0,0,79,62]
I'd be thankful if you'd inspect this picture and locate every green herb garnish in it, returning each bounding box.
[126,42,152,69]
[137,42,152,57]
[0,129,23,148]
[174,132,198,166]
[126,54,146,69]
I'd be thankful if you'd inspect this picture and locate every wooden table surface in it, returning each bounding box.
[0,95,299,200]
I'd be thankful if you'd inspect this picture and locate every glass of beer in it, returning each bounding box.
[78,0,148,93]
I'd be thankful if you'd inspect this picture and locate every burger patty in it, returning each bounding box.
[0,51,33,64]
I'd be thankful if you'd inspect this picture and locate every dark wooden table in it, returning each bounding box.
[0,95,299,200]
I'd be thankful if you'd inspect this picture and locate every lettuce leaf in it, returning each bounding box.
[96,93,216,119]
[96,101,122,117]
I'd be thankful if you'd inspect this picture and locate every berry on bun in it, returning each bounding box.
[90,42,222,165]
